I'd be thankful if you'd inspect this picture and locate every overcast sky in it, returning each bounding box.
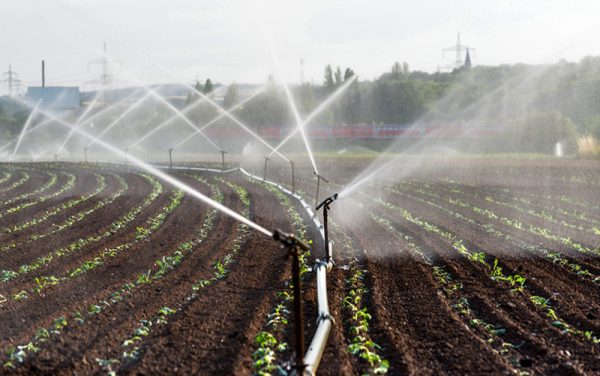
[1,0,600,92]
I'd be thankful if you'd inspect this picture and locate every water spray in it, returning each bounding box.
[170,86,266,151]
[54,154,58,162]
[127,90,218,150]
[56,89,105,157]
[254,7,318,174]
[272,229,310,375]
[36,109,274,237]
[168,79,289,162]
[269,75,358,158]
[313,172,330,207]
[86,89,157,149]
[10,100,41,161]
[315,193,338,265]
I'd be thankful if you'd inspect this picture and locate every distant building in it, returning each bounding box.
[27,86,80,110]
[464,49,472,69]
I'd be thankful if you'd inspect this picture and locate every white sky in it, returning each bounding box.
[1,0,600,92]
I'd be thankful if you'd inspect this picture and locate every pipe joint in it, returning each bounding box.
[317,312,335,326]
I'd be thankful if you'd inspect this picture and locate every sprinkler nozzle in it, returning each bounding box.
[316,193,338,211]
[313,171,330,183]
[272,229,310,251]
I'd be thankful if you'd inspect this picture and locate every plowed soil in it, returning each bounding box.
[0,159,598,376]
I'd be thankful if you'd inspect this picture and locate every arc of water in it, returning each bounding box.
[56,89,104,155]
[339,67,552,198]
[171,86,266,150]
[269,75,357,157]
[130,83,222,152]
[0,89,141,155]
[38,109,273,237]
[87,88,158,148]
[181,82,289,162]
[127,86,221,149]
[105,55,286,160]
[0,117,53,154]
[9,100,42,161]
[256,11,318,173]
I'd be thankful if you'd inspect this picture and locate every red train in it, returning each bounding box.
[203,124,501,140]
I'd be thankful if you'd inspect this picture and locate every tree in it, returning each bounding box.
[223,83,239,109]
[391,62,401,77]
[203,79,213,94]
[194,80,203,93]
[334,66,343,87]
[324,65,335,92]
[344,68,355,81]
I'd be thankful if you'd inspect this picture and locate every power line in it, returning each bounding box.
[442,33,476,71]
[2,64,22,96]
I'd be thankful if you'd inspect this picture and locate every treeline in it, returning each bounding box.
[0,97,30,140]
[204,57,600,154]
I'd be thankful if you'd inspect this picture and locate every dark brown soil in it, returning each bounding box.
[0,159,598,376]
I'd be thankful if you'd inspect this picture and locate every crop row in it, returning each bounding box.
[1,174,128,254]
[0,171,13,186]
[431,180,600,235]
[1,172,58,208]
[440,178,600,227]
[252,180,312,375]
[0,174,162,283]
[4,173,106,234]
[0,175,218,371]
[371,195,599,345]
[11,188,185,302]
[367,210,524,371]
[116,176,255,370]
[0,173,77,219]
[0,171,29,194]
[389,184,600,285]
[331,221,389,374]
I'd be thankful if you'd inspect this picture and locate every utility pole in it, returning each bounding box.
[2,64,21,97]
[442,33,476,71]
[88,42,114,105]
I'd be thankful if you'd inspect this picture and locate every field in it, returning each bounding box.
[0,158,598,375]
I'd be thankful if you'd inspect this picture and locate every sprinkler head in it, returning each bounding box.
[316,193,338,211]
[313,171,330,183]
[272,229,310,251]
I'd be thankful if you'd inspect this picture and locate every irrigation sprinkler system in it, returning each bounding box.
[7,62,341,373]
[313,172,330,207]
[290,160,296,194]
[316,193,338,264]
[169,86,266,152]
[273,229,310,375]
[263,156,270,181]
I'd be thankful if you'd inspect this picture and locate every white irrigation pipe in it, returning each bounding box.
[115,161,333,374]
